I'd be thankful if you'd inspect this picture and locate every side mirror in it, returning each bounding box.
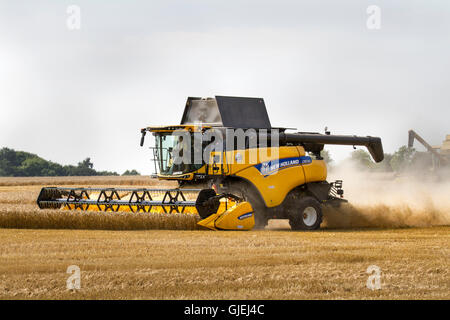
[140,130,146,147]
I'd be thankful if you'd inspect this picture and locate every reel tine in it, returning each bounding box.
[36,187,214,216]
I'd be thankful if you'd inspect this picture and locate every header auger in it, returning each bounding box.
[38,96,384,231]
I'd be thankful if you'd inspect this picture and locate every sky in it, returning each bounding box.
[0,0,449,174]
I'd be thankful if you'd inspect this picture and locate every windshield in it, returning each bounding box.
[154,133,203,175]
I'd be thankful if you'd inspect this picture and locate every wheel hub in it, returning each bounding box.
[302,206,318,227]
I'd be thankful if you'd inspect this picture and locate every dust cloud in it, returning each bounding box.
[323,161,450,228]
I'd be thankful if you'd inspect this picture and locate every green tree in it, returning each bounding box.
[0,148,24,176]
[320,149,333,166]
[122,169,140,176]
[97,170,119,176]
[20,157,49,176]
[65,157,97,176]
[78,158,94,169]
[390,146,416,172]
[0,148,119,177]
[376,152,394,172]
[351,149,374,169]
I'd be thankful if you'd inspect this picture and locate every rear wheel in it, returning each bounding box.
[289,196,323,230]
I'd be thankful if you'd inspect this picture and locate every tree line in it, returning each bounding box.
[322,145,432,172]
[0,148,140,177]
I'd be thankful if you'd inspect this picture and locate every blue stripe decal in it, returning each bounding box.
[255,156,312,177]
[238,212,254,220]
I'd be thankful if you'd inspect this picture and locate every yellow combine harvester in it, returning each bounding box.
[38,96,384,231]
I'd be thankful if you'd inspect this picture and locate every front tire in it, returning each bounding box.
[289,196,323,230]
[225,182,269,229]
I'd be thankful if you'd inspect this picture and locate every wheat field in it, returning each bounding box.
[0,176,448,299]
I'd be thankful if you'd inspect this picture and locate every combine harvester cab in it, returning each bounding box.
[38,95,384,231]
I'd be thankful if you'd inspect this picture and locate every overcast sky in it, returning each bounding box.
[1,1,449,174]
